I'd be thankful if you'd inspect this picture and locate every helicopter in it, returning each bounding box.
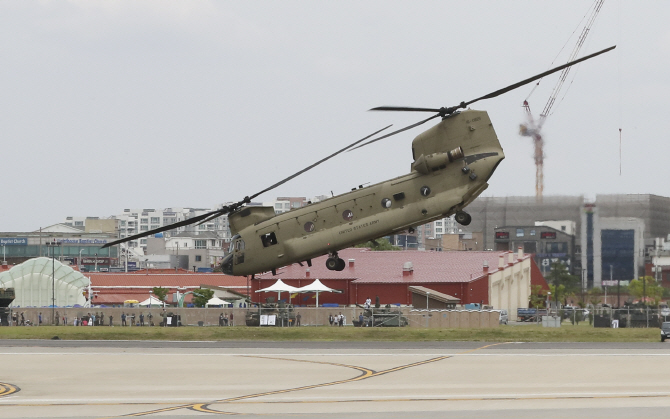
[103,45,615,277]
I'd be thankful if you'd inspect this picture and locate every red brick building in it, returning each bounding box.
[253,248,547,312]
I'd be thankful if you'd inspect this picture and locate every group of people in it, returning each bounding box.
[328,312,345,326]
[119,312,153,326]
[218,312,234,326]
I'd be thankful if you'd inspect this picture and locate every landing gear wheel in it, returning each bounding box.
[335,258,346,271]
[455,211,471,226]
[325,257,339,271]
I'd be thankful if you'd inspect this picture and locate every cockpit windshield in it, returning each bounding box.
[229,235,240,253]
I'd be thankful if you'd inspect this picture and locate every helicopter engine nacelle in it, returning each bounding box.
[411,147,464,175]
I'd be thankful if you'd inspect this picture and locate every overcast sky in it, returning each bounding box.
[2,1,668,232]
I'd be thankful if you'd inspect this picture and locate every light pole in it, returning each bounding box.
[94,253,98,272]
[2,243,5,264]
[79,248,85,271]
[46,240,61,324]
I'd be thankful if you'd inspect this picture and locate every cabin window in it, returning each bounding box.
[304,222,315,232]
[261,232,278,247]
[381,198,392,208]
[235,239,245,251]
[420,186,431,196]
[342,210,354,221]
[393,192,405,201]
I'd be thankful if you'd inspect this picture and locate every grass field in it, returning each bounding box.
[0,324,660,342]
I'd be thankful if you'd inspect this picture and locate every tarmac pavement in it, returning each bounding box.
[0,340,668,418]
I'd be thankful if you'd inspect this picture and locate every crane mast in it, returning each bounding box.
[521,0,605,202]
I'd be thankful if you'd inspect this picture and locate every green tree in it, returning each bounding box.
[152,287,169,304]
[193,288,215,308]
[629,276,664,306]
[355,237,400,251]
[545,263,580,306]
[529,285,546,308]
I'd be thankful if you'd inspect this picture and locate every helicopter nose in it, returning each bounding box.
[221,254,234,275]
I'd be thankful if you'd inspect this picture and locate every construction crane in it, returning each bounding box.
[520,0,605,202]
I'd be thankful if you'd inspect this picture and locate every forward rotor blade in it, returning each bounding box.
[101,125,392,249]
[370,106,442,113]
[101,208,226,248]
[247,124,392,201]
[465,45,616,107]
[349,113,441,151]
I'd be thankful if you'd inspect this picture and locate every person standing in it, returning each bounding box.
[38,312,42,326]
[224,313,229,326]
[121,312,127,327]
[329,314,334,326]
[20,312,25,326]
[296,312,301,327]
[140,312,145,327]
[109,314,113,326]
[364,297,371,309]
[219,313,224,327]
[338,312,344,327]
[229,312,234,326]
[55,311,60,326]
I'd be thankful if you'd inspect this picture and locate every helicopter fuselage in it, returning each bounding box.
[222,109,504,276]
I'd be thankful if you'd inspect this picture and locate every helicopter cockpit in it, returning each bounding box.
[222,234,245,275]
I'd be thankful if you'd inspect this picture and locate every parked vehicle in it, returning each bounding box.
[661,322,670,342]
[499,309,508,325]
[517,308,548,322]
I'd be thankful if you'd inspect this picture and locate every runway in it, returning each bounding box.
[0,340,669,418]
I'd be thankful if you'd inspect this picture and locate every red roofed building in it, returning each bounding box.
[88,270,248,305]
[253,247,547,320]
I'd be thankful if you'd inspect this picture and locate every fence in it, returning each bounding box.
[526,308,670,328]
[3,306,502,328]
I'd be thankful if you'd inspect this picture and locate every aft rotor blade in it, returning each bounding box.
[465,45,616,107]
[247,124,392,201]
[101,208,226,248]
[349,113,441,151]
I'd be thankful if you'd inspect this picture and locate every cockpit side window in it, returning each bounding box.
[261,232,278,248]
[236,239,245,251]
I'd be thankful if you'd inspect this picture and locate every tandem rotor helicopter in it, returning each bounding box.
[104,46,615,277]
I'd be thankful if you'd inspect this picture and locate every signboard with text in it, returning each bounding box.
[0,238,28,245]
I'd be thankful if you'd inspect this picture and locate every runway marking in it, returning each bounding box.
[181,342,508,416]
[0,383,20,397]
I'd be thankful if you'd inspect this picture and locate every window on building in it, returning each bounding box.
[140,218,148,224]
[195,255,202,262]
[275,203,282,209]
[530,229,536,236]
[150,225,159,230]
[284,203,290,209]
[140,226,148,231]
[195,240,207,249]
[151,217,160,224]
[74,221,84,226]
[516,228,524,237]
[292,201,301,208]
[140,239,147,244]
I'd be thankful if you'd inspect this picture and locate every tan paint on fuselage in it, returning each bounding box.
[229,109,504,276]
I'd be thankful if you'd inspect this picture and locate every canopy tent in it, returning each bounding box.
[0,257,90,307]
[138,296,166,307]
[205,296,231,307]
[255,279,299,303]
[295,278,341,307]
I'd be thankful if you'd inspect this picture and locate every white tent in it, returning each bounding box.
[255,279,299,302]
[139,296,165,307]
[295,279,341,307]
[205,296,231,307]
[0,257,90,307]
